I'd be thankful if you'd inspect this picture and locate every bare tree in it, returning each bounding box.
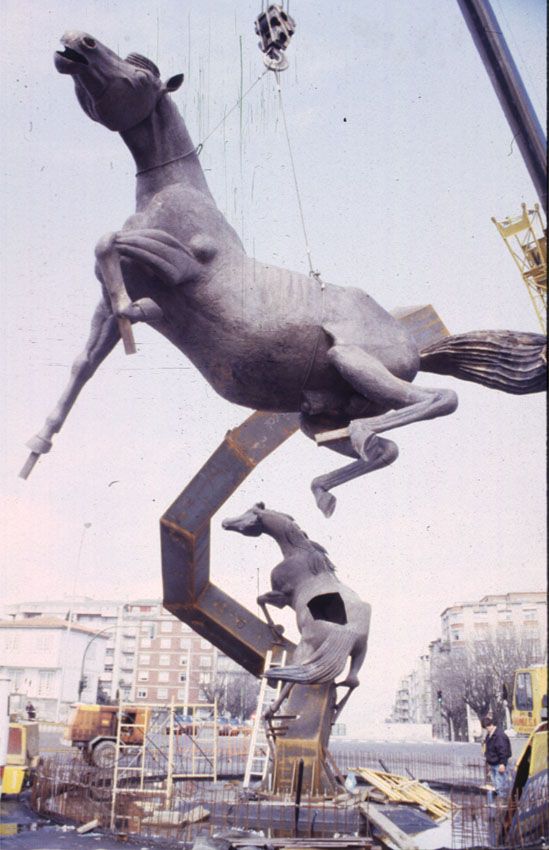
[224,671,260,721]
[431,627,542,737]
[199,670,260,719]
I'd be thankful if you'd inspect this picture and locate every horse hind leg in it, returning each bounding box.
[301,413,399,517]
[311,438,399,518]
[328,343,458,452]
[305,343,458,515]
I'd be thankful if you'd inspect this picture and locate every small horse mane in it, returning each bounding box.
[126,53,161,77]
[283,520,336,574]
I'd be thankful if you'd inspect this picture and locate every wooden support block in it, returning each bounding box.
[315,427,350,445]
[76,819,99,834]
[118,317,137,355]
[19,451,40,480]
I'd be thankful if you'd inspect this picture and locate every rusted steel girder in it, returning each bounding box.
[161,411,299,676]
[160,411,341,796]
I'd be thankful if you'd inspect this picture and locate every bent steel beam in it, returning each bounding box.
[160,411,342,796]
[161,411,298,676]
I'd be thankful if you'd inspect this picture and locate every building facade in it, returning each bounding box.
[0,617,107,721]
[127,600,217,708]
[440,592,547,657]
[1,597,250,716]
[2,598,138,702]
[389,653,432,725]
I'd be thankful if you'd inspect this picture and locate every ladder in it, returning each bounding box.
[243,649,287,788]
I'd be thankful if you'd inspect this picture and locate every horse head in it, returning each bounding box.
[222,502,266,537]
[54,32,183,132]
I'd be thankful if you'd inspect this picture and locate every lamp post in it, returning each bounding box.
[55,522,91,721]
[78,626,115,701]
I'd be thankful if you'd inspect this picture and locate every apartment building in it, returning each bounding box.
[440,592,546,656]
[389,653,432,725]
[3,597,138,702]
[1,597,255,716]
[0,616,107,720]
[127,600,217,707]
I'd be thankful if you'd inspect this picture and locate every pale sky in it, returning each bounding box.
[0,0,546,733]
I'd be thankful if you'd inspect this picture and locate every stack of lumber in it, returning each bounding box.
[352,768,452,821]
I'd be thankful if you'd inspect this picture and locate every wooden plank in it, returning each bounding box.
[358,802,419,850]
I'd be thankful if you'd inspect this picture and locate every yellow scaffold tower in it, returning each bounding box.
[492,203,547,333]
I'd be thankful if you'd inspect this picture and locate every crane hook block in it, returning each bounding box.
[254,4,296,71]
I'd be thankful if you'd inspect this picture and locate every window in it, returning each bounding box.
[157,687,168,700]
[514,672,533,711]
[160,621,173,633]
[140,638,151,649]
[179,672,187,683]
[36,633,51,652]
[4,634,18,651]
[137,688,148,699]
[523,610,537,621]
[159,655,170,666]
[158,671,169,683]
[139,654,150,666]
[38,670,55,696]
[180,638,191,650]
[177,688,187,700]
[200,639,211,650]
[179,656,188,667]
[138,671,149,681]
[160,638,171,649]
[199,672,211,685]
[199,656,212,668]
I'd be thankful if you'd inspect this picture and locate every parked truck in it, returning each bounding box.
[65,704,149,767]
[0,720,40,795]
[511,665,547,736]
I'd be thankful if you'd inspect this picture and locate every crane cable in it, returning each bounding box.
[274,70,324,290]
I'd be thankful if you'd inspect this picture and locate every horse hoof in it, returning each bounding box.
[314,488,336,518]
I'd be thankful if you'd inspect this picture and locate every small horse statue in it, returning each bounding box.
[21,32,546,516]
[222,502,371,718]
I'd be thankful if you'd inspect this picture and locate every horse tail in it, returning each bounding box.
[264,630,356,685]
[419,330,546,394]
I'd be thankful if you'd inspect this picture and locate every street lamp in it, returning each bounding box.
[78,626,115,701]
[55,522,91,721]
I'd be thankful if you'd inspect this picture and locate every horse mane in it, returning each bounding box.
[126,53,161,77]
[282,518,336,575]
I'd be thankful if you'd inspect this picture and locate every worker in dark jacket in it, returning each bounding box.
[482,715,512,795]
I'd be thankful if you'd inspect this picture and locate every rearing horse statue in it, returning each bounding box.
[22,32,546,516]
[222,503,371,720]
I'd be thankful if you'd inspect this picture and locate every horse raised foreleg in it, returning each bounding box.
[20,299,119,478]
[95,228,203,354]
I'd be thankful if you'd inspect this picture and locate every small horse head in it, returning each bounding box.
[54,32,183,132]
[222,502,266,537]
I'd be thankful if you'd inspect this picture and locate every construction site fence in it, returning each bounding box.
[31,755,369,844]
[31,756,548,848]
[50,734,486,788]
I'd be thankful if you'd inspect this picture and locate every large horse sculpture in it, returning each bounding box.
[222,503,371,719]
[22,32,546,516]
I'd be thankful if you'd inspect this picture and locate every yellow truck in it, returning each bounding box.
[511,665,547,735]
[65,704,149,766]
[0,720,40,795]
